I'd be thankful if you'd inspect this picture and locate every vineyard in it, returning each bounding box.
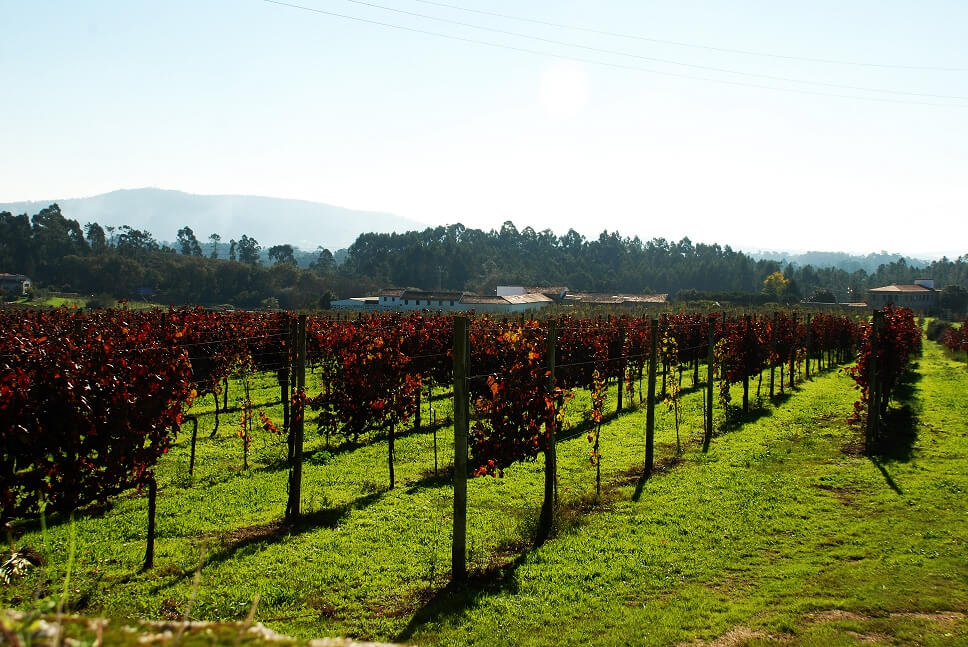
[2,304,958,645]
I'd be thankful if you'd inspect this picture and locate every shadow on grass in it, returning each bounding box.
[150,490,385,591]
[405,466,455,494]
[704,402,776,450]
[557,404,640,444]
[867,367,922,494]
[877,405,918,463]
[255,417,455,474]
[397,480,628,642]
[396,554,525,642]
[399,452,658,641]
[630,449,683,502]
[769,392,794,406]
[870,458,904,496]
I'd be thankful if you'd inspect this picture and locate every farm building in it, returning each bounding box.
[463,292,554,313]
[330,296,381,311]
[496,286,568,303]
[867,279,939,314]
[393,290,465,310]
[0,273,32,296]
[563,292,669,308]
[338,288,554,313]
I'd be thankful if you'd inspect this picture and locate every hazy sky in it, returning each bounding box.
[2,0,966,257]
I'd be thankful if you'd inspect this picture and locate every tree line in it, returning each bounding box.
[342,221,968,304]
[2,205,966,308]
[0,204,368,308]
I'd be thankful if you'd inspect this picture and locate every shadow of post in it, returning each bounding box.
[868,366,922,495]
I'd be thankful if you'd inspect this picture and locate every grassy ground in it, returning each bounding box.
[3,342,966,646]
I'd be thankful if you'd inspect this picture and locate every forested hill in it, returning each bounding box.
[2,204,967,308]
[0,188,424,250]
[749,250,932,275]
[342,222,968,299]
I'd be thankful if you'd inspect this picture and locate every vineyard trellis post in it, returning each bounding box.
[188,416,198,477]
[704,317,714,447]
[743,315,751,412]
[865,310,883,455]
[285,314,307,520]
[645,319,658,476]
[537,321,558,545]
[281,317,292,434]
[142,476,157,572]
[805,314,812,380]
[770,312,777,398]
[616,327,625,413]
[452,317,469,581]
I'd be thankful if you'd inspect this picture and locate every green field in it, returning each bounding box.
[4,338,967,646]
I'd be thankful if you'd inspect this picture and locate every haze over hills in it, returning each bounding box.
[0,188,427,251]
[748,250,933,275]
[2,188,954,272]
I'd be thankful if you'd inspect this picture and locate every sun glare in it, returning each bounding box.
[539,61,590,120]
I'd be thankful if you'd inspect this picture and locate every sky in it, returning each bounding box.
[1,0,966,258]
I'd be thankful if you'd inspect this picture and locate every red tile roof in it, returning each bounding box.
[868,285,935,292]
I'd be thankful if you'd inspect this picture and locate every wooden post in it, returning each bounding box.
[865,310,883,455]
[705,318,714,446]
[142,477,157,571]
[769,312,777,398]
[414,382,421,433]
[286,314,307,520]
[188,417,198,477]
[743,315,751,412]
[430,383,438,476]
[790,313,797,389]
[616,327,625,413]
[280,318,292,433]
[805,314,812,380]
[452,317,469,581]
[537,322,558,545]
[242,378,251,470]
[387,420,396,489]
[645,320,658,476]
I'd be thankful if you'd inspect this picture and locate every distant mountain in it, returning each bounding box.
[0,188,426,251]
[748,250,932,274]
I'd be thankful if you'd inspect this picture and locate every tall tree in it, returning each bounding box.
[176,226,203,256]
[310,246,334,273]
[0,211,36,274]
[762,271,790,302]
[268,244,296,266]
[85,222,108,253]
[116,226,159,256]
[229,239,237,262]
[941,285,968,314]
[208,233,221,259]
[237,235,261,265]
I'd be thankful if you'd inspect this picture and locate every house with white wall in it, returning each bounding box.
[335,287,554,313]
[0,273,31,296]
[867,279,939,314]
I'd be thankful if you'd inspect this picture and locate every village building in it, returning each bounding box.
[0,273,32,296]
[329,296,381,310]
[333,286,677,313]
[332,287,554,313]
[563,292,669,308]
[496,286,568,303]
[867,279,939,314]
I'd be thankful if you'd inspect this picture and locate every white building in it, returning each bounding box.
[867,279,939,313]
[338,287,555,313]
[0,273,31,296]
[330,296,381,311]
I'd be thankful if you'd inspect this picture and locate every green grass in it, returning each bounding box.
[4,344,967,646]
[39,296,86,308]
